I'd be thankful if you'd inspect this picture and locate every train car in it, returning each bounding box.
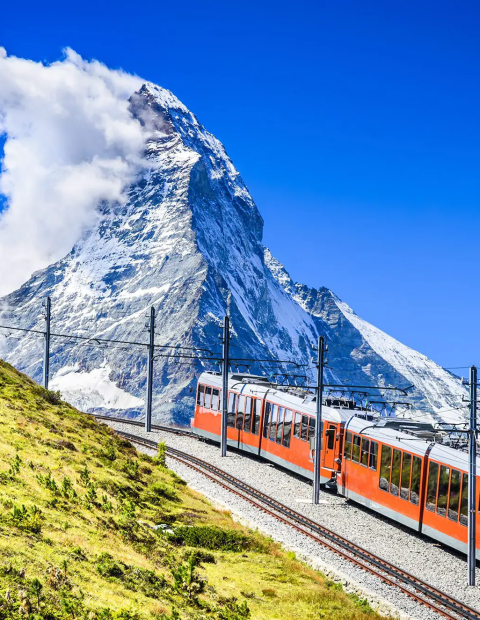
[421,443,480,558]
[192,371,480,558]
[338,416,430,532]
[192,371,350,483]
[338,416,480,558]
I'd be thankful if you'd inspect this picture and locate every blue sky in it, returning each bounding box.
[1,0,479,368]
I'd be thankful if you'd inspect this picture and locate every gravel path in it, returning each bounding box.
[104,420,480,619]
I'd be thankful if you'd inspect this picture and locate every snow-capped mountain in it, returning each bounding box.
[0,82,467,425]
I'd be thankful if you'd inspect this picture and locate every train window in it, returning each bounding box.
[269,405,278,441]
[426,461,439,512]
[448,469,461,522]
[360,438,369,467]
[244,397,252,433]
[294,413,302,438]
[282,409,292,448]
[436,465,450,518]
[352,435,360,463]
[204,386,212,409]
[227,392,237,427]
[252,399,261,435]
[390,449,401,496]
[344,432,352,460]
[197,384,205,406]
[276,407,285,444]
[327,425,336,450]
[460,473,468,526]
[263,402,272,438]
[307,417,316,442]
[212,388,220,410]
[379,445,392,492]
[236,395,245,430]
[369,442,378,470]
[410,456,422,505]
[301,415,309,441]
[400,453,411,501]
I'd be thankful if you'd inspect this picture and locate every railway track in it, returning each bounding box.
[104,423,479,620]
[93,413,194,437]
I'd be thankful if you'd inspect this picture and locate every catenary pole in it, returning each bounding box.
[313,335,326,504]
[145,306,155,433]
[43,296,51,390]
[468,365,477,586]
[221,316,230,457]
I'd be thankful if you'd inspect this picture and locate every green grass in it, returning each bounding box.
[0,359,384,619]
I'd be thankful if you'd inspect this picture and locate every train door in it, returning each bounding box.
[322,423,338,470]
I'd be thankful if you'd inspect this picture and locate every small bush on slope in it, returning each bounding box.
[0,359,381,619]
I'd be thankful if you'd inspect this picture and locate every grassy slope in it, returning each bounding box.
[0,360,381,620]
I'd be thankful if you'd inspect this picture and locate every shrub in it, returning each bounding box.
[167,525,256,552]
[184,549,216,566]
[36,470,59,494]
[147,481,178,502]
[9,453,22,475]
[155,442,167,468]
[171,554,205,599]
[217,599,251,619]
[122,459,139,479]
[11,504,42,533]
[97,553,124,578]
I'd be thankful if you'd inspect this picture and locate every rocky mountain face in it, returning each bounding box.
[0,83,467,425]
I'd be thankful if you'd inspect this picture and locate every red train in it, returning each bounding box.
[192,371,480,558]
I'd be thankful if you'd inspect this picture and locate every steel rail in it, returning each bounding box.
[109,426,480,620]
[92,413,193,436]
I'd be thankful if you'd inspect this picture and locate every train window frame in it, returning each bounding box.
[426,461,439,513]
[436,465,450,518]
[269,405,278,441]
[448,468,461,522]
[460,472,468,526]
[197,384,205,407]
[263,402,272,438]
[352,435,361,463]
[344,432,352,460]
[244,397,253,433]
[379,444,392,492]
[211,388,220,411]
[301,415,309,442]
[282,409,293,448]
[307,417,316,443]
[293,413,302,439]
[204,386,213,409]
[326,425,336,450]
[227,392,237,428]
[360,438,370,467]
[400,452,412,501]
[410,456,422,505]
[276,407,285,444]
[390,449,401,497]
[369,441,378,470]
[236,395,245,430]
[252,399,261,435]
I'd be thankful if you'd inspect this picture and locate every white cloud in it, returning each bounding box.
[0,48,149,296]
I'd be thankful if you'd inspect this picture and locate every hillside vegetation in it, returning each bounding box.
[0,359,381,619]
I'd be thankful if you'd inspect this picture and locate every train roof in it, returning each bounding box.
[346,416,431,457]
[198,371,352,424]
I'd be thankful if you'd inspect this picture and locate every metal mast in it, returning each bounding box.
[145,306,155,433]
[43,296,51,390]
[313,335,326,504]
[468,364,477,586]
[221,316,230,457]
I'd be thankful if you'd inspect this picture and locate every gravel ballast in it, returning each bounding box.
[105,420,480,619]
